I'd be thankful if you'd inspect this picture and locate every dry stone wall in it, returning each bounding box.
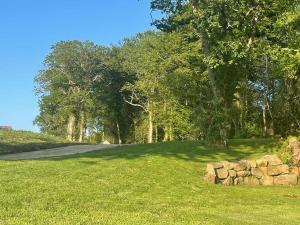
[204,138,300,186]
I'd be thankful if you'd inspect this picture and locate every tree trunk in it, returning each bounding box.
[191,1,227,145]
[169,126,174,141]
[262,105,267,137]
[191,1,219,101]
[163,127,169,142]
[240,83,248,134]
[102,124,105,143]
[233,119,240,138]
[133,121,137,144]
[148,110,153,143]
[265,97,274,137]
[117,122,122,145]
[269,121,274,138]
[155,125,158,143]
[163,126,174,141]
[78,111,85,143]
[67,113,75,142]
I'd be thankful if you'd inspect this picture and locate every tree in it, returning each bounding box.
[35,41,108,142]
[35,1,300,143]
[119,31,200,143]
[150,0,300,142]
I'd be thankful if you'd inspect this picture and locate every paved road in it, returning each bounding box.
[0,144,121,160]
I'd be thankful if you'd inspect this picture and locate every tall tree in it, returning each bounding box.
[150,0,300,142]
[35,41,108,142]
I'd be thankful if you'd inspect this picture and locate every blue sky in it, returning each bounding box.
[0,0,153,132]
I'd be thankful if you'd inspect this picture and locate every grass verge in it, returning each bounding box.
[0,130,77,155]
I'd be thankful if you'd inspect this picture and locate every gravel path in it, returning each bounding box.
[0,144,121,160]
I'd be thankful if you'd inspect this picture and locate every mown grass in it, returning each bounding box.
[0,130,78,155]
[1,139,300,225]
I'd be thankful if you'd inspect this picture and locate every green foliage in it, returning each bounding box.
[35,1,299,144]
[150,0,300,143]
[278,142,293,165]
[119,31,200,143]
[240,123,261,138]
[35,41,134,143]
[278,136,300,164]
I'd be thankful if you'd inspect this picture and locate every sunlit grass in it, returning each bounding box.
[1,140,299,225]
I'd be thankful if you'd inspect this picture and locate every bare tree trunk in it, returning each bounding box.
[163,126,174,141]
[232,119,239,138]
[240,83,247,133]
[133,121,137,144]
[155,125,158,143]
[265,97,274,137]
[234,90,242,137]
[262,105,267,137]
[67,113,75,141]
[148,110,153,143]
[102,124,105,143]
[78,111,85,143]
[169,126,174,141]
[117,122,122,145]
[163,127,169,142]
[163,102,168,142]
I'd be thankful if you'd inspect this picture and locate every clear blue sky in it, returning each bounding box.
[0,0,153,132]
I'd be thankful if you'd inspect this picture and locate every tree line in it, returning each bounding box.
[35,0,300,144]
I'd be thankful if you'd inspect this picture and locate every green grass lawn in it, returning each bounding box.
[1,139,300,225]
[0,130,78,155]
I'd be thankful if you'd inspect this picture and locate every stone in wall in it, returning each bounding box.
[251,168,263,179]
[261,176,274,186]
[237,170,251,177]
[274,174,298,185]
[216,168,229,179]
[234,177,244,185]
[222,177,234,186]
[267,164,289,176]
[228,170,237,178]
[244,176,260,186]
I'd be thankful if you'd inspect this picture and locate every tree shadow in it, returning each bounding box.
[39,139,281,164]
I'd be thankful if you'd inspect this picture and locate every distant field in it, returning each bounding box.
[1,139,300,225]
[0,130,77,155]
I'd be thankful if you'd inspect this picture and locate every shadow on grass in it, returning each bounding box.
[41,139,282,163]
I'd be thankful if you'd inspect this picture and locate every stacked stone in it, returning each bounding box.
[204,155,300,186]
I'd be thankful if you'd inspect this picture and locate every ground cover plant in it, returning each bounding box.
[1,140,300,225]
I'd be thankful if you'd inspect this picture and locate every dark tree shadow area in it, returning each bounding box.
[42,139,282,163]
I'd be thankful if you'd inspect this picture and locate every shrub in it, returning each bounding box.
[277,136,300,165]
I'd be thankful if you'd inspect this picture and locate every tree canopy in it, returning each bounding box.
[35,1,300,144]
